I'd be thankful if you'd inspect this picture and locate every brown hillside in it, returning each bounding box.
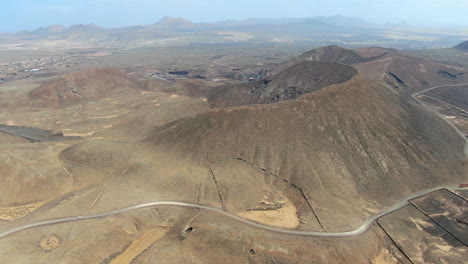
[355,47,396,58]
[208,61,358,107]
[454,40,468,50]
[145,75,466,231]
[141,78,222,98]
[355,52,468,93]
[299,45,379,64]
[271,45,385,74]
[423,85,468,111]
[2,48,467,263]
[273,45,468,96]
[28,68,141,108]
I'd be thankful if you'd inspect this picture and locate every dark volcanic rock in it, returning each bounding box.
[437,70,463,79]
[0,125,81,142]
[388,72,405,84]
[208,61,358,107]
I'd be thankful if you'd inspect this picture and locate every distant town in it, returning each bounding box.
[0,52,109,83]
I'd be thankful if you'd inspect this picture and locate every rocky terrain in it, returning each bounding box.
[208,61,358,107]
[147,74,466,231]
[0,43,467,263]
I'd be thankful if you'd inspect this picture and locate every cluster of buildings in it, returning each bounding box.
[0,53,108,82]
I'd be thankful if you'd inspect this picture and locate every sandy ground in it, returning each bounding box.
[0,201,48,220]
[109,228,167,264]
[373,247,403,264]
[39,234,61,251]
[239,200,300,229]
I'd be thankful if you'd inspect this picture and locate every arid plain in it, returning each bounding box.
[0,20,467,263]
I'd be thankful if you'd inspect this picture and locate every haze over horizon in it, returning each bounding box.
[2,0,468,32]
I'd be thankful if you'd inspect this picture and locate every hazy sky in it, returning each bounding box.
[2,0,468,32]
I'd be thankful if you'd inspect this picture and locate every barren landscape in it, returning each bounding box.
[0,11,467,264]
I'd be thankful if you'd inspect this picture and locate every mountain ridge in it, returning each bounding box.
[20,15,394,35]
[454,40,468,50]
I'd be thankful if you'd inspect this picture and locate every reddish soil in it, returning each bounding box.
[29,68,141,108]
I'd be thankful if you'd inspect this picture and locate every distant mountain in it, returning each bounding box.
[207,15,369,28]
[231,18,335,35]
[33,24,66,34]
[454,40,468,50]
[25,15,366,36]
[151,16,196,31]
[314,15,371,26]
[383,21,412,28]
[5,15,463,51]
[67,23,101,31]
[203,18,308,28]
[31,23,101,35]
[294,18,331,26]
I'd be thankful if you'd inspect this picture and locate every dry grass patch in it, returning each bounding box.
[0,201,47,220]
[239,200,300,229]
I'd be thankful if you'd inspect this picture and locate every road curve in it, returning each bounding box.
[0,83,467,240]
[0,186,466,239]
[412,82,468,156]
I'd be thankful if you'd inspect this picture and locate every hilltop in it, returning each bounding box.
[33,24,66,34]
[145,74,466,231]
[151,16,196,30]
[355,47,468,93]
[28,68,141,108]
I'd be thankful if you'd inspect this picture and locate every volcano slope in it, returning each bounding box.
[354,46,468,93]
[145,70,466,231]
[270,45,468,95]
[0,46,467,263]
[6,47,466,229]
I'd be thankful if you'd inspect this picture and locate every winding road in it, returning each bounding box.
[413,82,468,157]
[0,83,467,240]
[0,186,466,239]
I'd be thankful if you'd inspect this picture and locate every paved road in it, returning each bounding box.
[412,82,468,157]
[0,186,466,239]
[0,83,467,239]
